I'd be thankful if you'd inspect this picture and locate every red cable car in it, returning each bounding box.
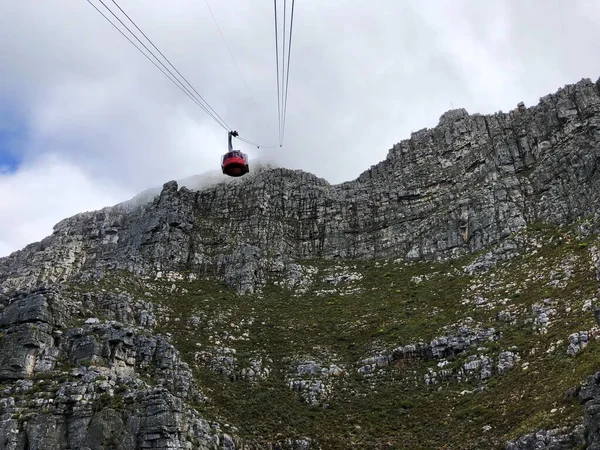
[221,131,249,177]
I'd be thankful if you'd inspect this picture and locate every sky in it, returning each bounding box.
[1,0,600,257]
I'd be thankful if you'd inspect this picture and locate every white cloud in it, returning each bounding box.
[1,0,600,256]
[0,154,129,256]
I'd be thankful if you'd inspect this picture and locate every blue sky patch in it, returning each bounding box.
[0,134,22,172]
[0,103,28,174]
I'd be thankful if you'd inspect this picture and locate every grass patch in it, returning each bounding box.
[64,223,600,449]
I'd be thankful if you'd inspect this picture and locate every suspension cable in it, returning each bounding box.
[85,0,225,128]
[273,0,295,147]
[203,0,251,92]
[87,0,277,148]
[108,0,231,130]
[282,0,295,142]
[237,135,279,149]
[273,0,282,146]
[94,0,229,130]
[282,0,287,145]
[201,0,278,149]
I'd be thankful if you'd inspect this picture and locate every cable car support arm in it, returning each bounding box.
[228,130,239,152]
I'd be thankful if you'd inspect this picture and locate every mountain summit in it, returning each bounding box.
[2,77,600,449]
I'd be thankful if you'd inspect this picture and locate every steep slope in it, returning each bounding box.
[1,77,600,449]
[118,161,278,210]
[3,222,600,449]
[2,78,600,297]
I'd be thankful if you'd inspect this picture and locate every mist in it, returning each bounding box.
[1,0,600,256]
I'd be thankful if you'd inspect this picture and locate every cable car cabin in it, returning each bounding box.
[221,150,249,177]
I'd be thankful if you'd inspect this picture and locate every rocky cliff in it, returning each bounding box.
[3,78,600,297]
[2,77,600,449]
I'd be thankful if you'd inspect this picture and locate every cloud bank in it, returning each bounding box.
[1,0,600,256]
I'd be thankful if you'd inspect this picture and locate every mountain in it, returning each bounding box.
[1,77,600,449]
[118,160,279,210]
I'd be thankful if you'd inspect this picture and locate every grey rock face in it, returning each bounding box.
[1,77,600,449]
[579,371,600,449]
[0,288,66,380]
[80,291,160,328]
[567,331,590,356]
[0,286,231,450]
[358,323,499,376]
[355,323,518,386]
[285,359,345,406]
[497,351,520,374]
[0,385,224,450]
[2,78,600,295]
[463,239,520,275]
[504,426,585,450]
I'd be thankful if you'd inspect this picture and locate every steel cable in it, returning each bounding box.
[87,0,278,148]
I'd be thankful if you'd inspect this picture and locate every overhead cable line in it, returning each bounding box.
[202,0,279,148]
[86,0,276,148]
[281,0,295,142]
[273,0,282,146]
[273,0,295,147]
[85,0,226,129]
[203,0,251,92]
[106,0,231,130]
[237,135,279,149]
[91,0,229,130]
[281,0,287,144]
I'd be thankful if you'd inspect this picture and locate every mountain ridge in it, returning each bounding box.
[2,76,600,295]
[2,76,600,449]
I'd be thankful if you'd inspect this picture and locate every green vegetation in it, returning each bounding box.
[68,223,600,449]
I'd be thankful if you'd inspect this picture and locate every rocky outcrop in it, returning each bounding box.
[2,78,600,295]
[357,322,499,374]
[580,371,600,449]
[0,287,67,380]
[505,426,585,450]
[0,385,225,450]
[0,385,227,450]
[0,287,235,450]
[3,76,600,449]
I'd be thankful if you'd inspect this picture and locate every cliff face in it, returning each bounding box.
[2,78,600,296]
[2,77,600,449]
